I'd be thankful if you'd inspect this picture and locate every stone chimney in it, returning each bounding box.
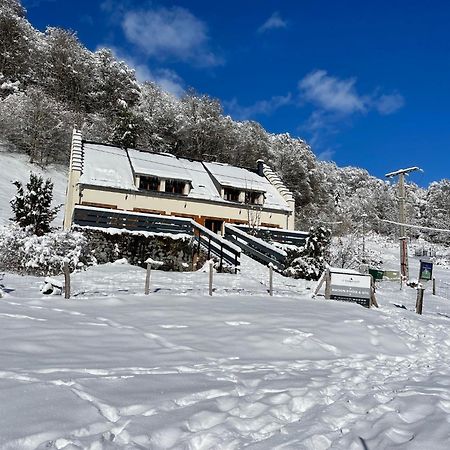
[256,159,265,176]
[261,162,296,230]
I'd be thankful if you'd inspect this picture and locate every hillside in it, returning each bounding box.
[1,0,450,238]
[0,144,67,226]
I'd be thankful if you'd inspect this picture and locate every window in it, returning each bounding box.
[139,176,159,191]
[245,191,262,205]
[224,187,240,202]
[165,179,186,194]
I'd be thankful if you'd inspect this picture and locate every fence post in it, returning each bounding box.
[145,263,151,295]
[269,264,273,296]
[324,269,331,299]
[432,278,436,295]
[209,260,214,296]
[208,236,211,260]
[63,262,71,299]
[416,287,425,315]
[219,245,223,273]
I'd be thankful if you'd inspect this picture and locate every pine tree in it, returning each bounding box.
[283,226,331,280]
[10,173,60,235]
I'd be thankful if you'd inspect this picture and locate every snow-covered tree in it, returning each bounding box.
[10,172,60,236]
[42,27,95,113]
[176,91,225,160]
[0,0,43,94]
[137,81,184,152]
[0,86,73,164]
[92,48,140,114]
[110,100,139,149]
[283,226,331,280]
[421,179,450,243]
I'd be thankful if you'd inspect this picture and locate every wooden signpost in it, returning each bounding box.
[314,268,377,308]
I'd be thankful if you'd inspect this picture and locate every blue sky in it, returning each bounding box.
[23,0,450,186]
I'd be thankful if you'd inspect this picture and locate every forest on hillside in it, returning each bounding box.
[0,0,449,242]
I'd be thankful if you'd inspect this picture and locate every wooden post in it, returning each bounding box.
[269,264,273,296]
[416,287,424,315]
[370,276,379,308]
[192,252,198,271]
[209,260,213,296]
[145,263,151,295]
[313,271,326,297]
[324,269,331,299]
[63,262,70,299]
[432,278,436,295]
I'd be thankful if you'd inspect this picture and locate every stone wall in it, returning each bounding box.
[76,227,196,271]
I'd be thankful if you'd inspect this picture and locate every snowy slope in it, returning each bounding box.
[0,145,67,227]
[1,253,450,449]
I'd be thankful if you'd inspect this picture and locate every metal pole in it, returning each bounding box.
[361,213,367,261]
[362,216,365,259]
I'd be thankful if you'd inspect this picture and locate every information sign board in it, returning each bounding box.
[419,260,433,282]
[330,272,372,308]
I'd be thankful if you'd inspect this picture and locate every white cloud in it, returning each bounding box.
[122,6,221,66]
[104,46,185,97]
[149,68,185,98]
[258,12,287,33]
[299,69,405,118]
[224,94,292,120]
[299,70,366,115]
[375,93,405,115]
[316,148,335,161]
[133,64,185,97]
[298,70,404,161]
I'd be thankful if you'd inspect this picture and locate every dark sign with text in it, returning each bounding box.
[419,260,433,282]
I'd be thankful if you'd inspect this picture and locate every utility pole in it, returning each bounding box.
[385,167,422,279]
[361,213,368,262]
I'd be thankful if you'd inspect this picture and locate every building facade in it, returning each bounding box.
[63,129,295,233]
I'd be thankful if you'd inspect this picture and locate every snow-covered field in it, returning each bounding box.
[1,251,450,449]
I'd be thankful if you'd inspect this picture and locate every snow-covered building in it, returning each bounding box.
[63,129,295,233]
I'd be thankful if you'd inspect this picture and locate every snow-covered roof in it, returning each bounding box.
[77,142,291,211]
[79,143,137,191]
[204,161,291,210]
[204,162,266,192]
[128,150,192,182]
[180,159,222,201]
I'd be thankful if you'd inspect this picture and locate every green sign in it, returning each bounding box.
[384,270,400,281]
[369,268,384,281]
